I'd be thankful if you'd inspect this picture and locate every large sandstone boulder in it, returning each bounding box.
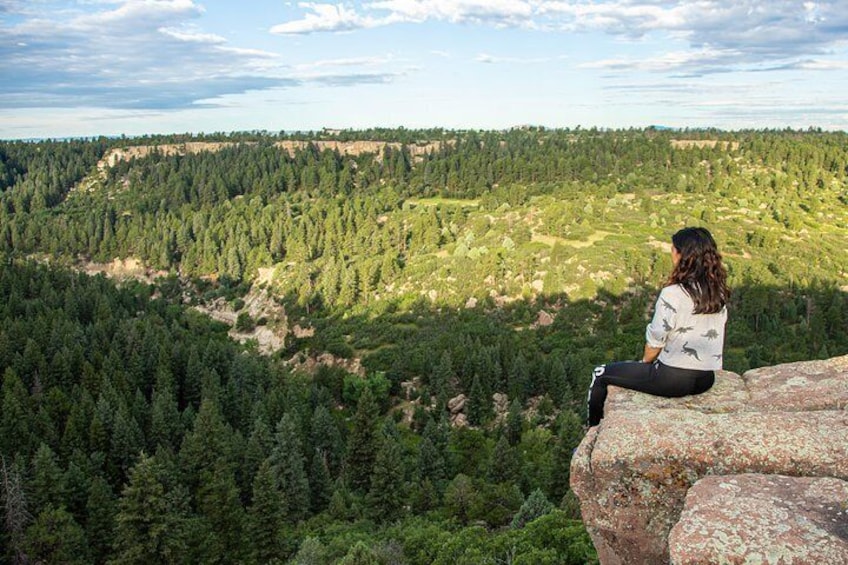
[669,474,848,564]
[570,355,848,564]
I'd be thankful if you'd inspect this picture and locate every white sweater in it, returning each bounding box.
[645,284,727,370]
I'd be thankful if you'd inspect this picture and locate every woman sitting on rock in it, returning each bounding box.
[587,227,729,427]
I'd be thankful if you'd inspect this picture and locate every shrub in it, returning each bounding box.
[235,311,255,332]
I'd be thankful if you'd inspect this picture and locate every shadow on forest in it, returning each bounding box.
[273,280,848,409]
[1,258,845,565]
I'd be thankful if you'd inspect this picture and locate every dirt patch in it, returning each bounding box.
[79,257,168,284]
[532,230,612,248]
[255,267,275,287]
[647,238,671,251]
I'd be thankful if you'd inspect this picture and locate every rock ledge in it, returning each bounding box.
[570,355,848,564]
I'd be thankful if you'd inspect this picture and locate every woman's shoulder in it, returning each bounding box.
[660,283,685,296]
[659,284,692,304]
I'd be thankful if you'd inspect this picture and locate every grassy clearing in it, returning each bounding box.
[531,229,614,248]
[406,197,481,208]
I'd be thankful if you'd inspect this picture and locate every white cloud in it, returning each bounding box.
[0,0,290,110]
[270,0,538,34]
[295,55,397,70]
[306,72,399,86]
[475,53,567,64]
[366,0,534,26]
[68,0,203,30]
[270,2,391,34]
[158,26,226,44]
[271,1,848,76]
[795,59,848,71]
[289,53,407,85]
[538,1,687,34]
[580,48,738,73]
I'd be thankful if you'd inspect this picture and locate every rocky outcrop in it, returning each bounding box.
[448,394,468,427]
[275,140,445,162]
[79,257,167,283]
[98,142,246,170]
[570,355,848,564]
[195,287,287,355]
[99,140,447,171]
[669,474,848,564]
[285,352,365,377]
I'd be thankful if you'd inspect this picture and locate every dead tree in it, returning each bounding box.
[1,454,31,565]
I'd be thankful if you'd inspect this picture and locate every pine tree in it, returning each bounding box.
[243,414,272,494]
[443,473,478,525]
[29,443,66,517]
[110,405,145,483]
[508,352,530,403]
[366,424,405,522]
[23,506,89,564]
[309,452,333,513]
[488,433,522,485]
[416,436,445,487]
[345,386,380,493]
[85,475,116,564]
[505,398,523,446]
[62,454,91,525]
[179,398,234,496]
[270,413,310,523]
[429,350,453,404]
[467,373,489,426]
[112,453,188,563]
[1,368,32,457]
[195,458,245,562]
[62,390,95,455]
[550,410,583,501]
[338,263,359,307]
[309,405,343,476]
[247,459,283,563]
[510,488,553,529]
[545,356,571,408]
[149,369,181,452]
[292,536,329,564]
[338,541,380,565]
[327,478,352,521]
[412,477,440,513]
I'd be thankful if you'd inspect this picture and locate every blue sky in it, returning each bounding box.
[2,0,847,138]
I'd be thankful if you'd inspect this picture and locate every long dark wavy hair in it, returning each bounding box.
[667,227,729,314]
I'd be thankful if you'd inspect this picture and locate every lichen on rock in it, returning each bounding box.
[669,473,848,565]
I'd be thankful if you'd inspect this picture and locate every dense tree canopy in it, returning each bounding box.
[1,127,847,563]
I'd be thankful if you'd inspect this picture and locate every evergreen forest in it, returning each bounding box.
[0,127,846,564]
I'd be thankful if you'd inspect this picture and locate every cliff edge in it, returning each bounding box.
[570,355,848,564]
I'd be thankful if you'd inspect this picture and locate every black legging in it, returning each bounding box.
[587,361,715,426]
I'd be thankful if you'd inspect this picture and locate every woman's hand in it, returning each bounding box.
[642,344,662,363]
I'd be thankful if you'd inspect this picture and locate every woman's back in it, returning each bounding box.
[648,284,726,371]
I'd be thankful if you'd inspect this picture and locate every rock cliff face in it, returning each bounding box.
[570,355,848,564]
[98,140,446,171]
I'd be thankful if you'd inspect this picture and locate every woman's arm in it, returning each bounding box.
[645,286,677,362]
[642,344,662,363]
